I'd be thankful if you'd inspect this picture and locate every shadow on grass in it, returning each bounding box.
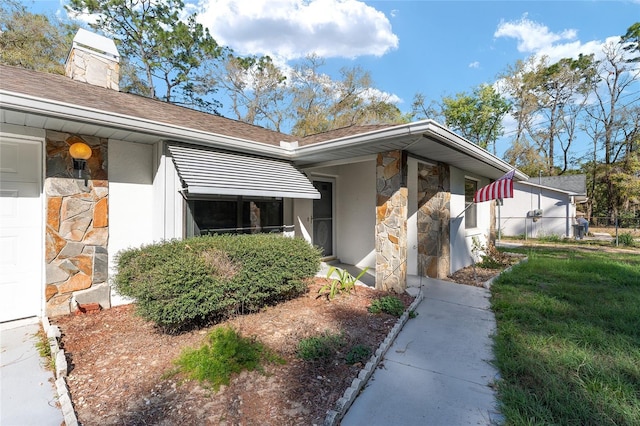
[491,247,640,425]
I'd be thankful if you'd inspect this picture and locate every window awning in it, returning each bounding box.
[167,143,320,199]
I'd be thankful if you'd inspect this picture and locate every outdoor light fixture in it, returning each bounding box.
[69,140,92,182]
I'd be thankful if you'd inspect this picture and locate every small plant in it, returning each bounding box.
[175,326,283,391]
[319,266,369,300]
[345,344,371,365]
[34,327,54,371]
[618,232,635,247]
[297,331,344,361]
[368,295,405,317]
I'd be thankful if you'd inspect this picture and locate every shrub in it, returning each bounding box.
[368,296,405,317]
[297,332,344,361]
[618,232,635,247]
[345,344,371,365]
[174,326,284,391]
[114,234,322,331]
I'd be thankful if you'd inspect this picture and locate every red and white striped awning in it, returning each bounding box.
[474,170,515,203]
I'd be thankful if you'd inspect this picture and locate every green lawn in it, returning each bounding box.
[491,247,640,425]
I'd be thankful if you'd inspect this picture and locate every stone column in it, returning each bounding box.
[417,162,450,279]
[375,151,408,293]
[45,131,110,316]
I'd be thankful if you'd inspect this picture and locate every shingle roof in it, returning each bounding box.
[0,64,296,146]
[298,124,398,145]
[526,174,587,195]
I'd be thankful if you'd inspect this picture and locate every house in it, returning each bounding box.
[498,174,587,239]
[0,30,526,323]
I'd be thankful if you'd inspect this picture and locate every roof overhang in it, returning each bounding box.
[0,90,290,159]
[2,91,527,182]
[293,120,528,181]
[516,180,581,196]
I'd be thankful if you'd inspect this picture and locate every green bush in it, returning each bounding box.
[617,232,635,247]
[175,326,284,391]
[114,234,321,331]
[297,332,344,361]
[368,295,405,317]
[345,344,371,365]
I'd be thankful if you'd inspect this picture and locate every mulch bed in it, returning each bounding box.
[53,279,414,425]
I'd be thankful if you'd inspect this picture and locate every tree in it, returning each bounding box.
[67,0,224,112]
[537,54,597,174]
[503,139,546,177]
[621,22,640,62]
[440,84,511,153]
[500,54,597,175]
[0,1,76,74]
[407,92,441,123]
[288,55,404,136]
[583,39,640,222]
[217,54,289,132]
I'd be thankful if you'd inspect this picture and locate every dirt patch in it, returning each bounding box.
[443,265,503,287]
[53,279,414,425]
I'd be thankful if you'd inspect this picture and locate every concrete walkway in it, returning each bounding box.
[341,278,502,426]
[1,319,63,426]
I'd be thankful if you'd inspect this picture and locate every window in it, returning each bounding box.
[464,179,477,229]
[186,197,283,236]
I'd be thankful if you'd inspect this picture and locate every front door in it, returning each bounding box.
[0,138,43,322]
[313,180,333,257]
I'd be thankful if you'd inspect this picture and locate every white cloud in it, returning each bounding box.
[494,16,625,64]
[468,61,480,69]
[494,16,577,53]
[362,87,402,104]
[196,0,399,60]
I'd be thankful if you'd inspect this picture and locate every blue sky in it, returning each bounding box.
[25,0,640,158]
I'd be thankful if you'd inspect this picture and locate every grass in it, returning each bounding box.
[491,247,640,425]
[174,326,284,391]
[368,295,405,317]
[34,326,54,371]
[297,331,345,361]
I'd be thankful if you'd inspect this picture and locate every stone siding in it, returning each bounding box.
[375,151,407,292]
[417,163,451,279]
[65,47,120,91]
[45,131,110,316]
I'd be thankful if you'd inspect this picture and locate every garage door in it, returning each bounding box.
[0,138,43,322]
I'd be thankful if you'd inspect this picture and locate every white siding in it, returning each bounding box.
[108,139,154,305]
[335,160,376,268]
[500,183,574,238]
[449,167,492,274]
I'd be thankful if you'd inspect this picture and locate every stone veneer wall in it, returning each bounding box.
[65,47,120,91]
[45,131,110,317]
[417,163,451,279]
[375,150,407,293]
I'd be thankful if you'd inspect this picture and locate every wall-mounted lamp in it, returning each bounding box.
[69,141,92,183]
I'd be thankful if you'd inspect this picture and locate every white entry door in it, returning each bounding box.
[0,138,43,322]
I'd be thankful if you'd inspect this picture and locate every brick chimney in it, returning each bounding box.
[65,28,120,91]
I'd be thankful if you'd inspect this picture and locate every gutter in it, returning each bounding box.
[421,122,529,181]
[0,90,293,160]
